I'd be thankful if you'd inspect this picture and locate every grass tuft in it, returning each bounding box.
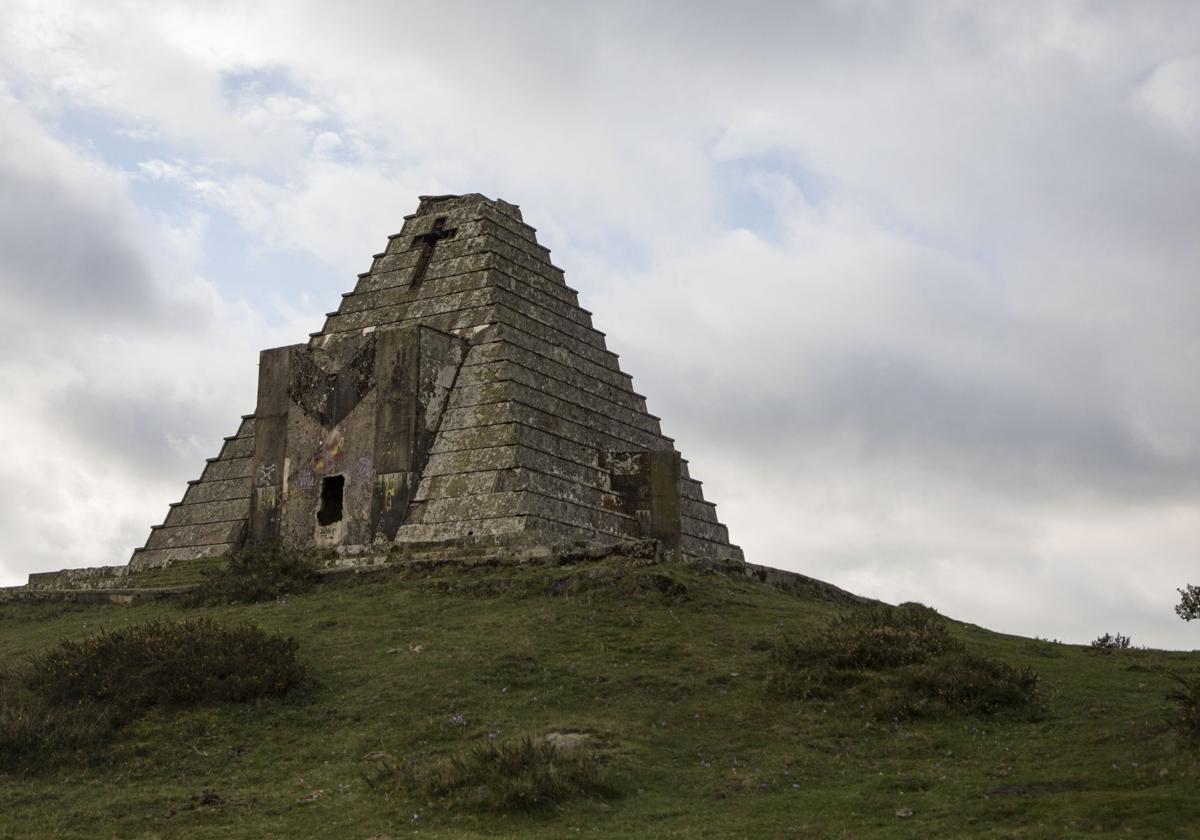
[384,735,615,813]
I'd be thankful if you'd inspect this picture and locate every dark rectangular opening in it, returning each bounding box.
[317,475,345,526]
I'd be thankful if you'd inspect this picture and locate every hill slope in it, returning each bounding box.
[1,558,1198,839]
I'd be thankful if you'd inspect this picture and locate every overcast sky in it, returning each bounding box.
[1,1,1197,648]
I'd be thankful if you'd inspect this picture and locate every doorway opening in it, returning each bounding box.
[317,475,345,526]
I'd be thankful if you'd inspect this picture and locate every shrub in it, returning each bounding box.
[2,618,306,770]
[186,542,325,606]
[1166,672,1200,741]
[820,602,961,669]
[767,603,962,700]
[767,603,1039,719]
[880,651,1040,718]
[766,641,863,700]
[389,736,614,813]
[1090,632,1132,652]
[26,618,306,714]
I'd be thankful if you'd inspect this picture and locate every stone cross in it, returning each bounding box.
[410,216,457,285]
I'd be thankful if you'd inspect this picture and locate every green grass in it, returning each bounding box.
[1,559,1198,838]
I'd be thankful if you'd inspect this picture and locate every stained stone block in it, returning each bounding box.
[146,520,246,550]
[217,437,255,460]
[485,325,631,387]
[681,497,722,524]
[459,346,650,414]
[163,498,252,528]
[422,446,522,477]
[182,478,252,506]
[200,457,253,482]
[129,542,235,571]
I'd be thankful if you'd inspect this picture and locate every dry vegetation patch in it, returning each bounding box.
[372,735,617,813]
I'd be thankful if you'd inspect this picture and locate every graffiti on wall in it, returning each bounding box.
[313,427,345,473]
[351,455,373,483]
[257,462,278,487]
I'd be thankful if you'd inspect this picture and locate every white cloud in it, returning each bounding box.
[0,86,319,581]
[1136,53,1200,139]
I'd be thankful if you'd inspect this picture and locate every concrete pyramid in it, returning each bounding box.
[130,194,742,570]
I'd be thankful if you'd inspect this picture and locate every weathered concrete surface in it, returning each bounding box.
[243,325,467,552]
[24,565,128,590]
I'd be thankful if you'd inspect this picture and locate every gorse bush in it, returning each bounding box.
[767,602,961,698]
[186,542,326,606]
[389,736,614,813]
[26,617,306,711]
[1090,632,1133,652]
[768,603,1039,719]
[880,650,1041,718]
[1,618,305,770]
[821,602,959,669]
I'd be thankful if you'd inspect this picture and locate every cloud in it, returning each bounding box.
[0,85,320,582]
[1136,53,1200,139]
[0,94,159,328]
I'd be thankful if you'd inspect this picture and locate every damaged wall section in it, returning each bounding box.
[249,324,466,550]
[604,450,682,548]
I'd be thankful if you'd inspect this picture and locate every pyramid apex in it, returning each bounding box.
[415,192,522,222]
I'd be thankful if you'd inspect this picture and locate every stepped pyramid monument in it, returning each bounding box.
[128,193,743,571]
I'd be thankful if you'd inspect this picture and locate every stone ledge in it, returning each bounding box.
[0,586,194,605]
[2,544,871,609]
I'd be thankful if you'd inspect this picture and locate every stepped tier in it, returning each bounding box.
[129,193,742,569]
[129,417,255,570]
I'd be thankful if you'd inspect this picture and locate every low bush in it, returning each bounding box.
[388,736,614,813]
[1090,632,1132,652]
[1166,672,1200,741]
[766,642,863,700]
[2,618,305,770]
[879,651,1040,718]
[767,603,1039,719]
[185,542,326,606]
[820,602,959,669]
[27,617,306,713]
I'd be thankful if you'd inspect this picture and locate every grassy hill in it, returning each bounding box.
[1,555,1198,839]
